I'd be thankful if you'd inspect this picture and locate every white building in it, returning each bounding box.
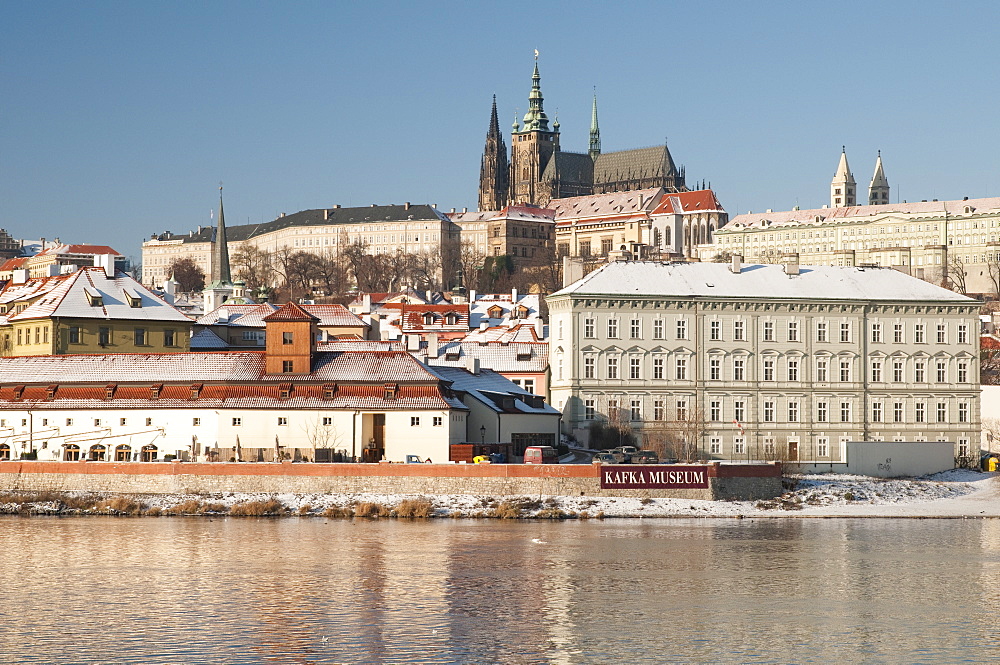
[547,259,981,464]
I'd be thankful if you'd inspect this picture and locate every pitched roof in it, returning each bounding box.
[34,243,122,257]
[551,261,978,303]
[593,145,679,184]
[262,301,320,323]
[431,341,549,373]
[301,304,368,328]
[400,303,470,332]
[549,188,663,222]
[541,151,594,186]
[429,366,558,415]
[651,189,726,215]
[190,328,229,350]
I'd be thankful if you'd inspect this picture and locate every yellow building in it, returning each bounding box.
[0,266,192,356]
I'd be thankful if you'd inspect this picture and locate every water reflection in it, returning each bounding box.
[2,517,999,664]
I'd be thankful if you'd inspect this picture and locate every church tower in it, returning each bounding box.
[478,95,509,212]
[211,186,231,284]
[830,147,856,208]
[588,93,601,160]
[509,55,560,206]
[868,151,890,206]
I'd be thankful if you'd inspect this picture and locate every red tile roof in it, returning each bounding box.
[35,244,122,256]
[651,189,725,215]
[262,301,320,322]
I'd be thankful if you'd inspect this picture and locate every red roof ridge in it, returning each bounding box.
[262,301,320,322]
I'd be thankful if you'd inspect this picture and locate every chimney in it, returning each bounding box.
[405,202,411,210]
[469,289,477,303]
[463,207,468,213]
[333,204,341,209]
[479,321,488,332]
[279,212,286,218]
[162,277,176,304]
[730,254,743,274]
[450,208,456,214]
[427,333,439,359]
[406,334,421,351]
[12,269,28,284]
[323,209,329,220]
[362,294,371,313]
[562,256,585,287]
[511,287,518,303]
[784,253,800,276]
[465,356,480,375]
[425,290,433,303]
[534,318,544,339]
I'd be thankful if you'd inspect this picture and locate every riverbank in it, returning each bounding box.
[1,469,996,518]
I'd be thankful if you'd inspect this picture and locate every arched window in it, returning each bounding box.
[0,444,9,460]
[115,445,132,462]
[63,444,81,461]
[89,444,107,461]
[141,445,158,462]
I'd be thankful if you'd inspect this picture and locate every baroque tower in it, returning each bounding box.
[478,95,509,212]
[509,57,560,207]
[831,147,856,208]
[868,151,890,205]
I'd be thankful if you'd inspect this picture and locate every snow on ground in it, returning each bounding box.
[122,469,1000,519]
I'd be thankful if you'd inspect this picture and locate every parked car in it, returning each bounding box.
[599,448,629,463]
[631,450,659,464]
[524,446,559,464]
[592,452,621,464]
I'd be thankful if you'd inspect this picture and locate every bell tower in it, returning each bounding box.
[509,54,559,206]
[868,151,890,206]
[830,147,856,208]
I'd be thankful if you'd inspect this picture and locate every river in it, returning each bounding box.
[2,516,999,664]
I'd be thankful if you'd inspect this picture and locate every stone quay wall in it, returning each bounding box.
[0,461,783,501]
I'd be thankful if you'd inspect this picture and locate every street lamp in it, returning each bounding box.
[480,425,486,445]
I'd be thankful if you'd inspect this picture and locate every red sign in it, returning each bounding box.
[600,465,709,489]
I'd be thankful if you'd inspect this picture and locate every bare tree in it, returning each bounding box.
[167,257,205,292]
[985,250,1000,298]
[231,244,273,295]
[946,253,969,295]
[983,417,1000,454]
[301,414,343,452]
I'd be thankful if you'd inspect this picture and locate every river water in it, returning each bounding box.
[2,516,999,664]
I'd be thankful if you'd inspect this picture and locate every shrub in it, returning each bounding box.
[843,492,855,501]
[230,499,286,516]
[298,504,313,516]
[354,501,391,518]
[163,499,206,515]
[322,505,351,519]
[488,501,523,519]
[97,496,144,515]
[394,499,434,518]
[145,506,162,516]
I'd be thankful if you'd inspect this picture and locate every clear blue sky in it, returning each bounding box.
[2,1,998,261]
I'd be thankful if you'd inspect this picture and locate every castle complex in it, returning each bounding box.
[479,58,690,211]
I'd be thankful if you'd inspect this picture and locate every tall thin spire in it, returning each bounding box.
[831,147,856,208]
[868,150,889,206]
[478,95,509,211]
[589,92,601,160]
[212,185,231,284]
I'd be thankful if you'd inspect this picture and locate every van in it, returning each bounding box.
[523,446,559,464]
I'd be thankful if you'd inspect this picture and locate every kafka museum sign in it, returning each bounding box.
[600,465,710,490]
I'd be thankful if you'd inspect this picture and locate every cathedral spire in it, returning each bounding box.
[589,92,601,160]
[830,147,856,208]
[478,96,509,212]
[212,185,231,284]
[521,55,550,132]
[868,150,890,206]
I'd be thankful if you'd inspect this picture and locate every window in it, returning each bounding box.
[69,326,80,344]
[839,359,851,382]
[676,319,687,339]
[936,361,947,383]
[734,320,745,341]
[675,357,687,380]
[410,417,420,426]
[734,400,745,423]
[322,416,333,426]
[915,402,925,423]
[936,324,946,344]
[676,399,687,421]
[894,402,904,423]
[958,402,969,423]
[710,437,721,455]
[630,399,641,421]
[788,401,799,422]
[763,321,774,342]
[894,323,904,343]
[816,322,828,342]
[66,418,73,426]
[630,318,641,339]
[914,324,925,343]
[763,358,775,381]
[146,417,152,426]
[653,319,664,339]
[710,320,721,341]
[278,417,288,426]
[937,402,947,423]
[630,357,641,380]
[763,437,775,456]
[893,360,904,382]
[193,417,201,426]
[840,322,851,343]
[872,402,883,422]
[607,357,619,379]
[607,319,619,338]
[232,417,242,426]
[94,418,101,427]
[134,328,147,346]
[433,416,443,426]
[585,399,595,420]
[816,359,828,382]
[840,401,851,423]
[734,437,746,455]
[282,360,294,373]
[710,400,721,421]
[959,438,970,457]
[164,329,175,346]
[871,323,882,343]
[120,418,127,426]
[99,327,110,346]
[709,357,721,380]
[584,318,596,338]
[763,401,775,422]
[653,399,665,421]
[958,361,968,383]
[817,402,828,423]
[733,358,745,381]
[584,356,595,379]
[283,331,294,345]
[522,379,535,394]
[915,361,925,383]
[958,324,969,344]
[817,437,829,457]
[784,359,798,382]
[871,360,882,382]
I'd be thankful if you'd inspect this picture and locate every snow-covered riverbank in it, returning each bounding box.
[3,469,996,518]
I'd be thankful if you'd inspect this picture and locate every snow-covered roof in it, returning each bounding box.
[551,261,978,303]
[469,293,541,328]
[429,366,558,415]
[429,341,549,373]
[190,328,229,350]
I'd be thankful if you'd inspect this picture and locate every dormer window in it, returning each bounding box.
[487,305,504,319]
[279,383,292,399]
[189,383,203,400]
[444,313,459,325]
[422,313,435,325]
[105,383,117,400]
[383,383,398,400]
[150,383,163,400]
[84,287,103,307]
[122,289,142,308]
[513,305,528,319]
[516,345,532,361]
[46,384,57,400]
[12,385,24,401]
[445,351,460,361]
[322,383,336,400]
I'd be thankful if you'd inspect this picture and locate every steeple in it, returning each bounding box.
[212,186,231,284]
[478,95,510,212]
[868,151,890,206]
[588,93,601,160]
[520,57,551,132]
[830,147,856,208]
